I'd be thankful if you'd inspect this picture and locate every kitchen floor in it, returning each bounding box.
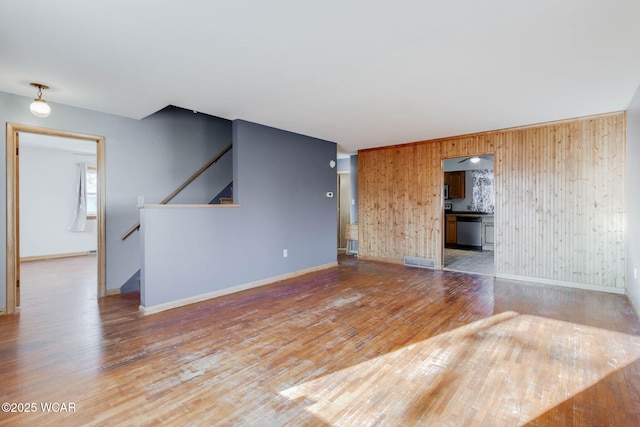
[444,248,494,276]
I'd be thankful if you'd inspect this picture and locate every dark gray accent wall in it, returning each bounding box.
[0,92,232,309]
[234,119,337,270]
[140,119,337,308]
[120,270,140,293]
[210,181,233,204]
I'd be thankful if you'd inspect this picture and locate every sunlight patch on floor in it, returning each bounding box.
[281,311,640,425]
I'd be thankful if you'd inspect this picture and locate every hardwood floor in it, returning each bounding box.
[1,255,640,426]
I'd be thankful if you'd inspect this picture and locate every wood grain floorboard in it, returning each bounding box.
[1,255,639,426]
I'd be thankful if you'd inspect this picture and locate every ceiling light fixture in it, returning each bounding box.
[470,156,481,163]
[29,83,51,117]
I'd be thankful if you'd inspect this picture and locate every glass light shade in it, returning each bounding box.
[30,99,51,117]
[470,157,481,163]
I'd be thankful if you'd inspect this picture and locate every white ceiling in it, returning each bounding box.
[2,1,639,156]
[444,155,494,172]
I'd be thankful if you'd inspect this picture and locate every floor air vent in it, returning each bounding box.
[403,256,435,269]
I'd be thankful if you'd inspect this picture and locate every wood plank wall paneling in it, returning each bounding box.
[358,112,626,289]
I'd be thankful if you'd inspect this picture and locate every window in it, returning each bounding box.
[86,167,97,219]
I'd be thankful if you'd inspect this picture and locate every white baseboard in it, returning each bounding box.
[496,273,625,295]
[139,262,338,315]
[20,251,96,262]
[105,288,121,296]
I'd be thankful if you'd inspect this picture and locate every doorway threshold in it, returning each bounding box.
[443,248,494,276]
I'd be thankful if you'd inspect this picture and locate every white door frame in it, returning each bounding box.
[5,122,106,314]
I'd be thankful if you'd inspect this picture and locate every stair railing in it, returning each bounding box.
[121,143,232,240]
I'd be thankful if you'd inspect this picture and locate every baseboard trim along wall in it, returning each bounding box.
[496,273,626,295]
[105,288,122,296]
[358,256,625,295]
[357,255,404,265]
[139,261,339,315]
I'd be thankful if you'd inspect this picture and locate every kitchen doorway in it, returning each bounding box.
[5,123,106,314]
[442,154,495,275]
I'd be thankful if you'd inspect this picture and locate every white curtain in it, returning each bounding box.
[469,169,495,213]
[68,162,87,232]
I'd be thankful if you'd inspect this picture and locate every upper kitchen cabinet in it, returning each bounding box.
[444,171,465,199]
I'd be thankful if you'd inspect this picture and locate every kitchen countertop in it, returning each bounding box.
[445,211,494,217]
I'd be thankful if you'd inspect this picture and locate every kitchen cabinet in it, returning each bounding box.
[445,216,457,245]
[444,171,465,199]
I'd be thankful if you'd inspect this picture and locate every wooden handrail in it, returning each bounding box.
[121,144,232,240]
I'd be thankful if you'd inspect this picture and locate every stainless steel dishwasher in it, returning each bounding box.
[456,216,482,248]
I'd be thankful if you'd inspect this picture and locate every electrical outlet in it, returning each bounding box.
[283,249,288,258]
[137,195,144,205]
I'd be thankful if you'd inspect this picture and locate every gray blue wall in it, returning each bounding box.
[140,119,337,308]
[140,106,232,205]
[337,158,350,172]
[0,92,231,309]
[627,85,640,314]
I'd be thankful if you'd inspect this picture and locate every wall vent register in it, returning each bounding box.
[403,256,435,269]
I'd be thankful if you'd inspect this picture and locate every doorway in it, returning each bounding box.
[5,123,106,314]
[337,171,351,252]
[442,154,495,275]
